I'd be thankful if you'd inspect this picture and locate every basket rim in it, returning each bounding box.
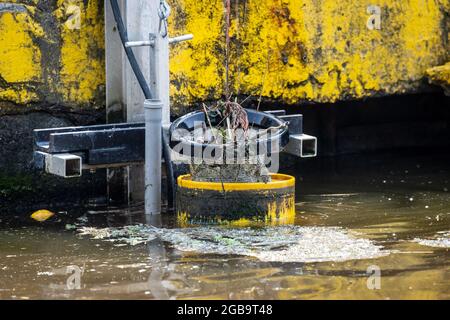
[177,173,295,191]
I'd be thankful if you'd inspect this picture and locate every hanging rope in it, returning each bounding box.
[225,0,231,100]
[158,0,171,38]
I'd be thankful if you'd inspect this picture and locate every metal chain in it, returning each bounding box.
[158,0,171,38]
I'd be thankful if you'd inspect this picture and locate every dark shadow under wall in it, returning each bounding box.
[0,105,107,213]
[257,92,450,157]
[0,92,449,212]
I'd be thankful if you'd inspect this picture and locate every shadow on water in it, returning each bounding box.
[0,150,449,299]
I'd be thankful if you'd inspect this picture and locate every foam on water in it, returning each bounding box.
[413,231,450,248]
[78,225,389,263]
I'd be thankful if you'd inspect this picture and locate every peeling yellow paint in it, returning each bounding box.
[0,8,43,103]
[427,62,450,85]
[168,0,448,108]
[265,197,295,225]
[0,0,104,107]
[426,62,450,94]
[56,0,105,105]
[177,195,296,228]
[169,0,225,105]
[0,0,448,109]
[0,87,39,104]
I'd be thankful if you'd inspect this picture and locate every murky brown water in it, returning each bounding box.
[0,151,449,299]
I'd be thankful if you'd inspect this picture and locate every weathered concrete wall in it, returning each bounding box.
[427,61,450,94]
[0,0,448,111]
[169,0,449,109]
[0,0,105,173]
[0,0,448,174]
[0,0,105,110]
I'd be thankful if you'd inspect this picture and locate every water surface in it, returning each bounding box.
[0,151,449,299]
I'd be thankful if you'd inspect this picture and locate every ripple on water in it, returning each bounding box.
[78,225,389,263]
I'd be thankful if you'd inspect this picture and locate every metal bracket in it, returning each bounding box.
[276,113,317,158]
[125,33,193,48]
[33,111,316,178]
[168,34,194,44]
[33,122,146,174]
[35,151,82,178]
[283,134,318,158]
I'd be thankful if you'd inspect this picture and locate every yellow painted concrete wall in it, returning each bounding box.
[0,0,448,111]
[169,0,449,106]
[0,0,104,109]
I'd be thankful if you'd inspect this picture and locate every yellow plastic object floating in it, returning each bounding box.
[31,209,55,222]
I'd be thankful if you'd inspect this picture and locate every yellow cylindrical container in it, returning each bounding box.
[176,173,296,227]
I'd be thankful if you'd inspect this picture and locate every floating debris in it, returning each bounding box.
[116,263,149,269]
[78,227,111,239]
[413,231,450,248]
[65,224,77,230]
[78,225,389,263]
[78,226,156,245]
[30,209,54,222]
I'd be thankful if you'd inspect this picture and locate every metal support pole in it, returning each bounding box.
[105,0,193,204]
[144,99,163,214]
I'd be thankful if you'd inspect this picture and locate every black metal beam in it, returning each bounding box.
[34,123,146,166]
[33,110,305,168]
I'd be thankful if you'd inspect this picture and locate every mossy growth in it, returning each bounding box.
[0,174,34,199]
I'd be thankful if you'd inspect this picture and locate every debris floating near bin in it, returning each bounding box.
[77,225,390,263]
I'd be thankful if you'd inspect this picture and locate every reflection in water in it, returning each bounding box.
[85,214,176,299]
[0,151,449,299]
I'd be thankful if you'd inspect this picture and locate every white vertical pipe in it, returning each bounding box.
[144,99,163,214]
[131,0,170,202]
[124,0,153,202]
[148,0,170,127]
[105,0,170,205]
[147,0,170,213]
